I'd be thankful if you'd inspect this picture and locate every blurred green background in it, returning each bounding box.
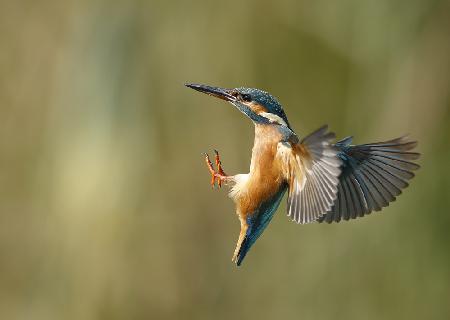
[1,0,450,319]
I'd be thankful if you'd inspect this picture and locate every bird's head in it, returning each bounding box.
[186,83,290,128]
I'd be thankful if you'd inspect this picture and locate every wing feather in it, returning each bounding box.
[319,136,420,223]
[278,125,342,224]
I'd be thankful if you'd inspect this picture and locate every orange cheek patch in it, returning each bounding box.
[248,103,268,114]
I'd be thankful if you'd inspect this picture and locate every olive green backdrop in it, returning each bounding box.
[1,0,449,319]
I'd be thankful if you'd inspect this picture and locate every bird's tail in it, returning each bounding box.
[235,187,287,266]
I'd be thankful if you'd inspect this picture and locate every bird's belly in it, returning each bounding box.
[229,174,249,202]
[231,169,284,219]
[231,125,286,219]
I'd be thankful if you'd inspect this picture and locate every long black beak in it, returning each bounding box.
[185,83,236,102]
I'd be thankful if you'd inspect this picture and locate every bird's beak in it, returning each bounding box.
[185,83,236,102]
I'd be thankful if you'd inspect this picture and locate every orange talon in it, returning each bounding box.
[204,150,229,189]
[204,153,216,188]
[214,150,227,188]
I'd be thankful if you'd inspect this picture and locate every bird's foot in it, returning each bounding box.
[204,150,229,188]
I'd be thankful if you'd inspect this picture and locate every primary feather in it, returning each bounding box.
[319,136,420,223]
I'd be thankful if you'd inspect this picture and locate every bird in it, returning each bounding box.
[185,83,420,266]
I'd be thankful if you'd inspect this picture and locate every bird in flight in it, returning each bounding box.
[185,83,420,266]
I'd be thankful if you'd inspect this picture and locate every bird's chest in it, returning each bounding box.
[232,126,285,217]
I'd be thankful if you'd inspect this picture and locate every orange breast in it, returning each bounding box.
[236,125,285,218]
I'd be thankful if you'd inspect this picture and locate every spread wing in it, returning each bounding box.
[319,136,420,223]
[277,125,342,224]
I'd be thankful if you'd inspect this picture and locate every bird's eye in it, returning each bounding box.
[240,94,252,102]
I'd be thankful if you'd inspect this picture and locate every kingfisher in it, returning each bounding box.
[185,83,420,266]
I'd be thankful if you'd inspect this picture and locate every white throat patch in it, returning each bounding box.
[259,112,288,127]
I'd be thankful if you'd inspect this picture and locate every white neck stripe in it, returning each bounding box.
[259,112,288,126]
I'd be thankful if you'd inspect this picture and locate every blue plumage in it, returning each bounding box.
[236,88,291,128]
[186,83,420,265]
[237,186,287,266]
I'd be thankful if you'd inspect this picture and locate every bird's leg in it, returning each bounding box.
[204,153,216,186]
[214,150,227,187]
[204,151,230,188]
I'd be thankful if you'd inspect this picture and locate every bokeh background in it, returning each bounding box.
[1,0,450,319]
